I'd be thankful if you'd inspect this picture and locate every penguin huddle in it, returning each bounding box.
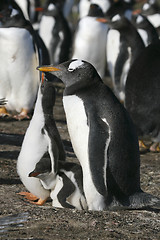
[0,0,159,211]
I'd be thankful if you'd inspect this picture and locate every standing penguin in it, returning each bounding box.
[39,2,72,64]
[105,14,145,102]
[71,4,108,78]
[141,0,160,36]
[17,73,66,205]
[131,12,159,47]
[29,158,87,210]
[125,40,160,152]
[37,59,160,211]
[0,7,40,119]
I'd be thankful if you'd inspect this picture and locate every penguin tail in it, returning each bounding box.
[108,192,160,211]
[129,192,160,210]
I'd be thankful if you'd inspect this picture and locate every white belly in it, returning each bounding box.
[107,29,120,81]
[39,16,55,51]
[63,95,106,210]
[17,90,50,199]
[0,27,39,112]
[72,17,108,78]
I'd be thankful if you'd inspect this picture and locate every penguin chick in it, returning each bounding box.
[17,74,66,205]
[29,158,87,210]
[125,40,160,152]
[37,59,160,211]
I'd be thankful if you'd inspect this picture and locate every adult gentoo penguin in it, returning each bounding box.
[104,14,145,102]
[37,59,160,211]
[131,12,159,47]
[71,4,108,78]
[29,158,87,210]
[17,73,66,205]
[0,7,40,120]
[39,2,72,64]
[125,40,160,152]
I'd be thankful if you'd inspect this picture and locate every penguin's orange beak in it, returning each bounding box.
[96,18,108,23]
[37,66,60,72]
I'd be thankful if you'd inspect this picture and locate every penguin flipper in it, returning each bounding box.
[88,114,110,197]
[52,173,76,209]
[114,42,129,92]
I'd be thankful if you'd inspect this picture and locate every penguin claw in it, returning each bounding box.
[17,191,39,201]
[17,192,47,206]
[13,109,30,120]
[0,107,11,118]
[139,140,149,153]
[26,198,47,206]
[149,142,160,153]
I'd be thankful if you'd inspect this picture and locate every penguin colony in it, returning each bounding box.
[0,0,160,210]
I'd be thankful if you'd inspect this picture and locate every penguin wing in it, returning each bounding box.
[87,112,110,196]
[114,42,129,90]
[57,172,76,209]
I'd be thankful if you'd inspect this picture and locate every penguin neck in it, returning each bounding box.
[42,81,55,120]
[63,75,102,96]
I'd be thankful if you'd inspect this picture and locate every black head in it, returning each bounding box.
[88,4,104,17]
[37,59,101,94]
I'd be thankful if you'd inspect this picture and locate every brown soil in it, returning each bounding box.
[0,83,160,240]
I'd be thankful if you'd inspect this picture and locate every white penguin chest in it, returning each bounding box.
[63,95,89,165]
[39,16,55,50]
[107,29,120,80]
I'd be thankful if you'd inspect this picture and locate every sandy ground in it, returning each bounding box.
[0,83,160,240]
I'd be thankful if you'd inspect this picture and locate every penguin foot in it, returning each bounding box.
[149,142,160,153]
[13,109,30,121]
[139,140,149,153]
[0,107,11,118]
[17,192,47,206]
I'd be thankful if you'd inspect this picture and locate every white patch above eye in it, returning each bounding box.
[143,3,150,11]
[136,15,143,24]
[112,14,121,22]
[48,3,55,11]
[11,9,19,17]
[68,60,84,72]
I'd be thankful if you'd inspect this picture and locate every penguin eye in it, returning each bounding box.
[68,68,74,72]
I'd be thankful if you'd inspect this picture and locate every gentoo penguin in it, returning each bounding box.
[71,4,108,78]
[131,12,159,46]
[104,14,145,102]
[78,0,112,19]
[0,7,40,120]
[39,2,72,64]
[15,0,42,27]
[106,0,135,20]
[37,59,160,211]
[125,40,160,152]
[141,0,160,36]
[29,158,87,210]
[17,74,66,205]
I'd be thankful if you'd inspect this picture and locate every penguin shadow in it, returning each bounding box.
[0,178,21,185]
[0,133,24,159]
